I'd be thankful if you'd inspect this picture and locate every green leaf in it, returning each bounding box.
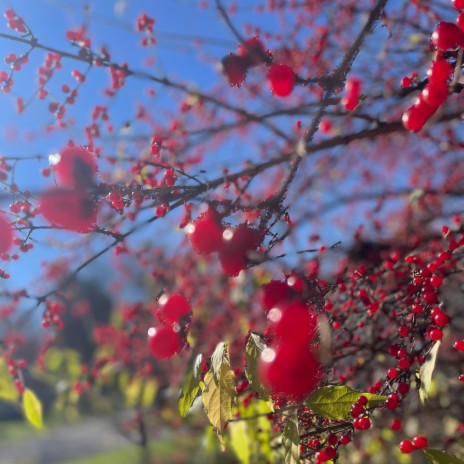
[424,448,464,464]
[0,359,18,402]
[419,341,441,404]
[179,354,202,417]
[202,363,236,445]
[229,420,250,464]
[306,385,387,420]
[23,388,43,429]
[245,333,270,400]
[282,412,299,464]
[210,342,228,380]
[141,379,158,408]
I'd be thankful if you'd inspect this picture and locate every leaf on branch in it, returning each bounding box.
[283,412,299,464]
[23,388,43,429]
[0,359,19,402]
[141,379,158,408]
[419,341,441,404]
[306,385,387,420]
[424,448,464,464]
[245,333,270,400]
[179,353,202,417]
[229,420,251,464]
[202,363,236,445]
[210,341,229,381]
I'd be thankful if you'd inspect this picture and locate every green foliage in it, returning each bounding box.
[0,358,19,402]
[179,353,203,417]
[23,388,43,429]
[419,341,441,404]
[423,448,464,464]
[306,385,387,420]
[283,412,299,464]
[245,333,270,400]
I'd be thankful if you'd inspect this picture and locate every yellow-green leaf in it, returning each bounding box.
[125,377,142,408]
[424,448,464,464]
[245,333,269,400]
[307,385,387,420]
[283,412,299,464]
[229,420,250,464]
[179,353,202,417]
[419,341,441,404]
[141,379,158,408]
[23,388,43,429]
[210,342,228,380]
[0,359,18,402]
[202,364,236,444]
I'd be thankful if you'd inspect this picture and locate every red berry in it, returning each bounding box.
[0,213,13,254]
[219,224,261,276]
[431,22,464,51]
[258,343,321,401]
[267,63,295,97]
[342,77,361,111]
[399,440,416,454]
[398,326,409,337]
[39,189,97,233]
[453,0,464,11]
[427,59,453,83]
[148,326,181,359]
[402,98,436,132]
[421,81,449,107]
[413,435,428,449]
[157,292,192,326]
[221,54,247,87]
[390,419,402,431]
[267,301,318,343]
[430,274,444,288]
[458,12,464,30]
[261,280,289,311]
[53,145,98,188]
[433,310,449,327]
[187,207,224,254]
[429,328,443,341]
[454,340,464,351]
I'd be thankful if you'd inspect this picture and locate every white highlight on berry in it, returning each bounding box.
[267,307,282,323]
[147,327,156,337]
[223,228,234,241]
[185,223,195,235]
[158,294,168,306]
[261,348,276,363]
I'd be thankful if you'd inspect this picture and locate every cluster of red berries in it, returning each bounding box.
[135,13,156,47]
[350,395,372,430]
[39,145,99,233]
[0,213,13,254]
[399,435,428,454]
[148,293,192,359]
[257,278,322,401]
[186,205,262,276]
[221,37,296,97]
[402,0,464,132]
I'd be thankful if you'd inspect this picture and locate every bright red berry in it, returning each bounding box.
[267,63,295,97]
[187,207,224,254]
[452,0,464,11]
[427,59,453,83]
[454,340,464,351]
[258,344,321,401]
[399,440,416,454]
[431,22,464,51]
[390,418,402,431]
[157,293,192,326]
[413,435,428,449]
[148,326,182,359]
